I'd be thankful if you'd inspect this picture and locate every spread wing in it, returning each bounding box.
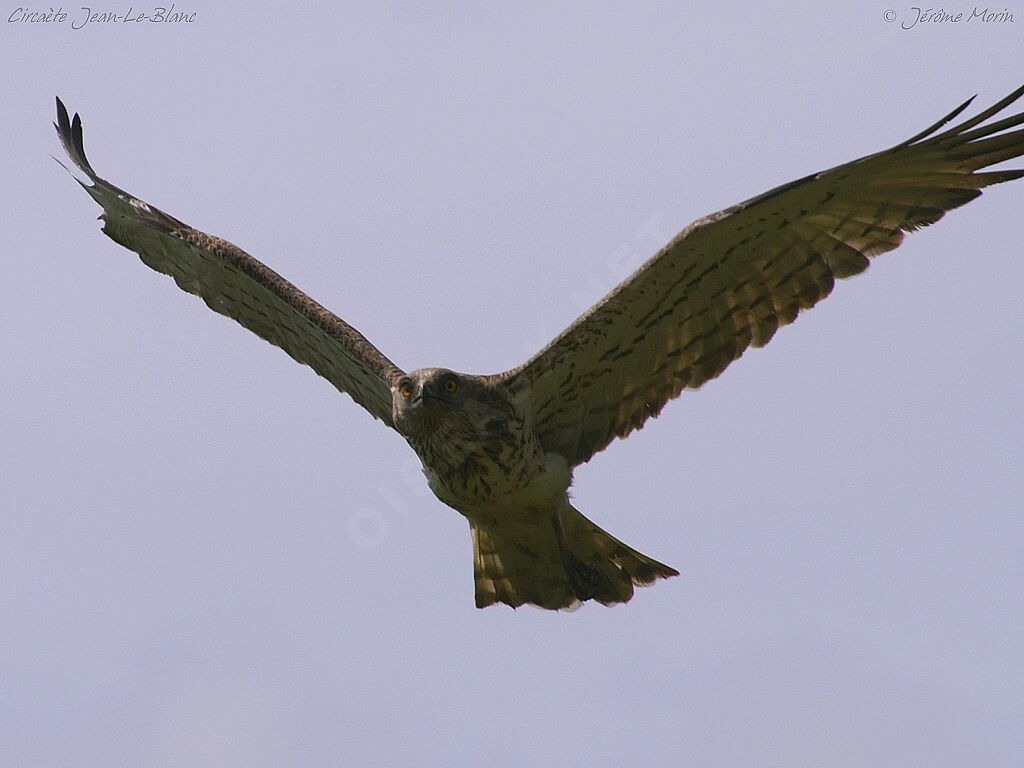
[55,97,403,427]
[496,86,1024,467]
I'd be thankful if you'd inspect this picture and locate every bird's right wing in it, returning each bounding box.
[495,86,1024,466]
[55,98,403,427]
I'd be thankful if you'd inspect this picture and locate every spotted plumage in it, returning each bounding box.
[54,87,1024,609]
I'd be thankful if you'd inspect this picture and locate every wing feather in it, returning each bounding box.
[55,98,403,426]
[497,86,1024,466]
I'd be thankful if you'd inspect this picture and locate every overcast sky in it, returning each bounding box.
[2,3,1023,766]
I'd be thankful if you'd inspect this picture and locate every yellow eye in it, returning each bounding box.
[400,383,412,399]
[444,379,458,394]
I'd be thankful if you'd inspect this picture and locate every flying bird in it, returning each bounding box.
[54,89,1024,610]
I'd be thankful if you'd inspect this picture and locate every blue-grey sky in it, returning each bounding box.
[2,3,1022,766]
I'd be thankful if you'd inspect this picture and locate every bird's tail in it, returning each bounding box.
[557,503,679,605]
[470,503,678,610]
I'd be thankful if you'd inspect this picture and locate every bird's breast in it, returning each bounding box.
[410,410,568,516]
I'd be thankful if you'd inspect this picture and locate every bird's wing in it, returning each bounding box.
[495,86,1024,467]
[55,98,403,427]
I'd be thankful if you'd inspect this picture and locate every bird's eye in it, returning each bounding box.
[444,379,458,394]
[400,383,413,399]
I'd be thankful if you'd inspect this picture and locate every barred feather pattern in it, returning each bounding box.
[498,86,1024,467]
[54,98,402,425]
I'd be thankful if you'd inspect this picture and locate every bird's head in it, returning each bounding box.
[391,368,509,441]
[391,368,469,436]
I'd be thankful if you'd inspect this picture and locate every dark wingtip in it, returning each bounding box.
[55,95,71,140]
[53,96,97,178]
[72,112,84,155]
[929,83,1024,144]
[898,93,977,147]
[897,84,1024,150]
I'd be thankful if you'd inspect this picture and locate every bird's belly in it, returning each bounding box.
[422,452,571,523]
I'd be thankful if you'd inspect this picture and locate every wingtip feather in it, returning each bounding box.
[898,93,977,147]
[53,96,98,179]
[55,95,70,134]
[49,152,90,190]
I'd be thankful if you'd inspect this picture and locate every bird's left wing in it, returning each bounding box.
[495,86,1024,467]
[55,98,403,427]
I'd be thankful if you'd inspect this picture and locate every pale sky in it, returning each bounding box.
[2,3,1023,766]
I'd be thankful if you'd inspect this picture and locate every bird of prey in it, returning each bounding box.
[55,88,1024,610]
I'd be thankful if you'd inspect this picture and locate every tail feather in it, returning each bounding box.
[557,504,679,605]
[469,503,677,610]
[471,521,578,610]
